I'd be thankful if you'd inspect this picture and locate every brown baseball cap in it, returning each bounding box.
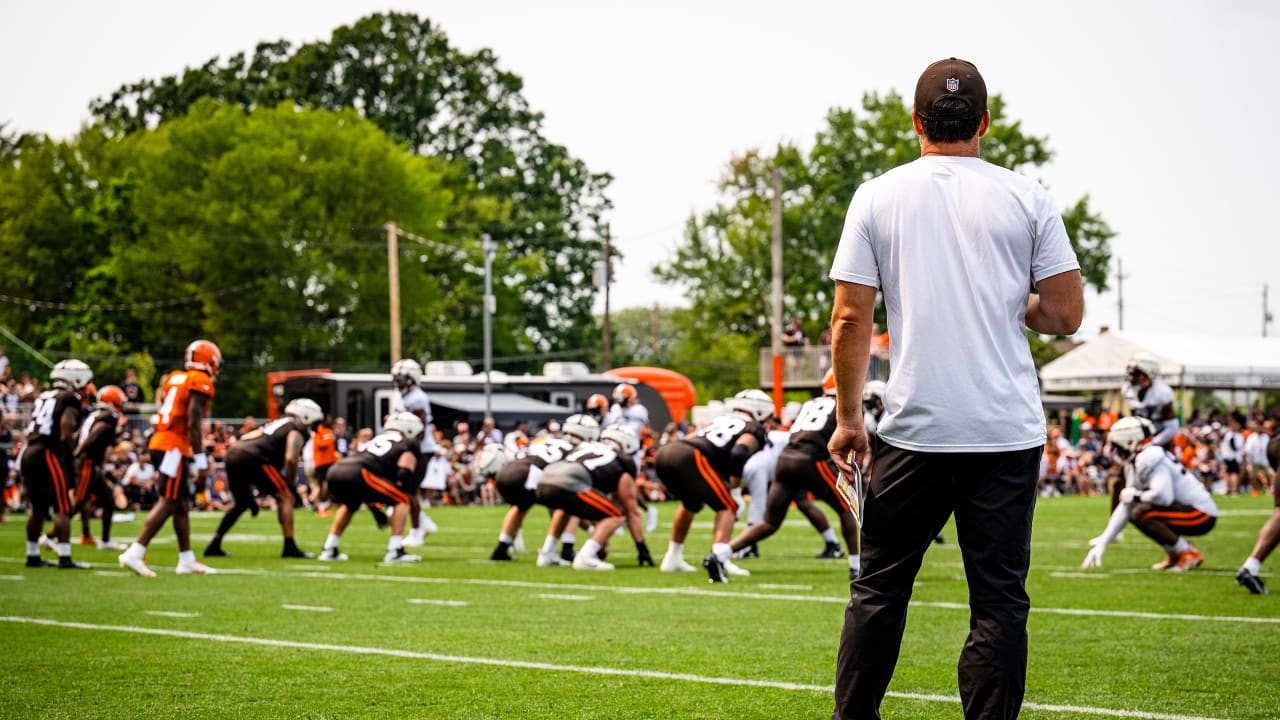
[914,58,987,119]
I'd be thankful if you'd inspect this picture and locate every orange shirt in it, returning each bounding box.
[313,426,338,468]
[149,369,215,456]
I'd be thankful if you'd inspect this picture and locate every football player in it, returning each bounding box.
[1235,433,1280,594]
[318,412,424,563]
[21,359,93,568]
[654,389,770,580]
[584,393,609,422]
[119,340,222,577]
[533,424,653,571]
[1110,354,1181,518]
[717,379,862,582]
[204,398,324,559]
[1081,417,1217,572]
[72,384,128,551]
[390,359,438,547]
[488,413,600,563]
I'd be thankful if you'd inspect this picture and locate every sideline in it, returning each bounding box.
[0,616,1225,720]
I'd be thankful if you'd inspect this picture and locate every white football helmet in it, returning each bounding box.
[561,413,600,443]
[862,380,887,402]
[600,424,640,456]
[474,442,507,477]
[726,389,773,422]
[391,359,424,389]
[50,359,93,390]
[384,411,425,440]
[284,398,324,426]
[1126,353,1160,384]
[1108,416,1155,457]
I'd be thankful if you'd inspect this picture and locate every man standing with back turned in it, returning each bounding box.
[827,58,1083,720]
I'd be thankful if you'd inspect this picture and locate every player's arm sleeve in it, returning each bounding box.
[1140,463,1176,506]
[1097,503,1130,547]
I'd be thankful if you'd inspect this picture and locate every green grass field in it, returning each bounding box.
[1,494,1276,720]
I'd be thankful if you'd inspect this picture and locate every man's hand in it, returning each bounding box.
[1119,487,1139,504]
[1082,544,1105,569]
[829,424,870,479]
[636,540,654,567]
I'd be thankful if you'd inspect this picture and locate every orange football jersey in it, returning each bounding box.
[149,369,215,456]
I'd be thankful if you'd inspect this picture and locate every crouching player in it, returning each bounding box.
[1082,417,1217,572]
[318,412,423,563]
[534,424,653,571]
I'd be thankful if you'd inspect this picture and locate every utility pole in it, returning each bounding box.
[770,168,784,416]
[387,222,401,363]
[601,224,612,370]
[1116,257,1129,332]
[483,236,495,419]
[1265,283,1273,337]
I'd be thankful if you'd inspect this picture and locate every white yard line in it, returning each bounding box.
[533,593,593,601]
[281,604,333,612]
[213,568,1280,626]
[0,616,1225,720]
[144,611,199,618]
[406,598,468,607]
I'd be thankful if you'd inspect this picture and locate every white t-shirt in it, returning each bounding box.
[398,385,437,453]
[830,155,1079,452]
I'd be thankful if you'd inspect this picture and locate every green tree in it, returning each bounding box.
[0,102,478,414]
[88,11,611,355]
[657,91,1115,377]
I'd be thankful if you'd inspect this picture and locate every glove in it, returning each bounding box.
[1119,487,1139,504]
[1082,544,1105,569]
[192,453,209,471]
[636,540,654,567]
[1087,535,1107,548]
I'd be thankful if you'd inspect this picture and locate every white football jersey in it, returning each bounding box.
[1121,381,1178,445]
[1129,446,1217,516]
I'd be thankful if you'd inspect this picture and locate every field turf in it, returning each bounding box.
[1,494,1276,719]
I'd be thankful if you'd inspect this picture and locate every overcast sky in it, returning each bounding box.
[3,1,1276,340]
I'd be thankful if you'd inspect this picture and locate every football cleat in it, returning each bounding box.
[817,542,846,559]
[402,533,425,548]
[383,548,422,563]
[118,553,156,577]
[1237,568,1268,595]
[572,554,614,571]
[490,545,514,562]
[203,545,229,557]
[79,534,96,546]
[849,567,861,582]
[96,539,126,551]
[1169,548,1203,573]
[536,550,570,567]
[318,548,348,562]
[176,559,217,575]
[702,553,729,583]
[659,553,696,573]
[281,547,314,559]
[58,557,91,569]
[26,556,54,568]
[1151,554,1179,571]
[724,559,751,577]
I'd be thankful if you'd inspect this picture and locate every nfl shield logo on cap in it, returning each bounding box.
[946,77,959,92]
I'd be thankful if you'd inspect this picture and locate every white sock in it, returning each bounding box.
[126,542,147,559]
[178,550,195,565]
[541,535,558,554]
[666,540,684,557]
[712,542,732,563]
[1243,557,1262,575]
[25,541,38,555]
[323,534,341,551]
[579,539,601,559]
[56,542,71,558]
[821,528,838,544]
[560,531,576,543]
[1173,538,1191,553]
[498,532,514,544]
[849,554,861,573]
[388,535,404,552]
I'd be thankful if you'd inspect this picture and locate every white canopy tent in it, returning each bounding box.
[1039,331,1280,393]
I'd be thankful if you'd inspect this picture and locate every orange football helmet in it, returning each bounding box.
[821,370,837,396]
[585,393,609,418]
[97,385,126,413]
[612,383,637,407]
[81,382,98,404]
[185,339,223,378]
